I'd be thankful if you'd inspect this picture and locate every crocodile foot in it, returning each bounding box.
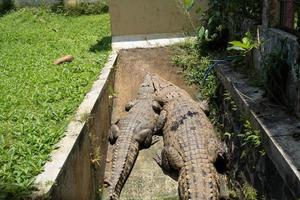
[153,153,162,167]
[151,135,161,145]
[103,179,111,188]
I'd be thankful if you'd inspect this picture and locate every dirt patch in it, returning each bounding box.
[103,47,198,199]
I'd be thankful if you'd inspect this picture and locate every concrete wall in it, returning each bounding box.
[216,66,299,199]
[257,28,300,116]
[48,74,114,200]
[32,53,117,200]
[232,4,300,117]
[108,0,208,36]
[217,85,295,199]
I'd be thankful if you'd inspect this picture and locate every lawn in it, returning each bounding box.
[0,8,111,198]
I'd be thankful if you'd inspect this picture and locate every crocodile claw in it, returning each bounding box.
[103,179,111,188]
[153,153,162,167]
[151,135,161,145]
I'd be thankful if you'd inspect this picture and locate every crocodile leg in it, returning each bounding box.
[133,129,152,146]
[124,100,137,111]
[154,110,167,134]
[152,100,162,113]
[154,146,184,172]
[109,124,120,145]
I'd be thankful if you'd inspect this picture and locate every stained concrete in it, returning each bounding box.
[216,64,300,198]
[112,34,195,50]
[108,0,208,36]
[102,47,198,199]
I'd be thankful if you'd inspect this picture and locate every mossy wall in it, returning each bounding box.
[216,84,295,199]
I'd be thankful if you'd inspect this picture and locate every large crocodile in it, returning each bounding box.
[108,73,166,200]
[151,75,226,200]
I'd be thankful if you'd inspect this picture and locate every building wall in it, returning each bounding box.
[108,0,208,36]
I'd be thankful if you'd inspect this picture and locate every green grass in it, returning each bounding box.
[0,8,111,198]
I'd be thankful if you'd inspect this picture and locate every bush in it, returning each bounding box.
[55,0,109,15]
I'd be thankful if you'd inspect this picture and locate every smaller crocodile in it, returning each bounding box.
[151,75,227,200]
[108,73,166,200]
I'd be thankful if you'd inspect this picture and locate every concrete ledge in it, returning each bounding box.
[216,65,300,198]
[112,33,195,50]
[32,52,118,199]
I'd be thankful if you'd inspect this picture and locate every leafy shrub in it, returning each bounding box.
[52,0,108,15]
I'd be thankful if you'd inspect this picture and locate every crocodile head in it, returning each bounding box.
[151,74,189,104]
[137,73,155,99]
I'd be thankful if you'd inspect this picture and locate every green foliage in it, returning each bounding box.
[191,0,262,52]
[0,8,111,198]
[55,1,109,15]
[238,120,263,158]
[196,0,229,51]
[172,40,217,100]
[182,0,194,10]
[1,0,108,15]
[242,183,258,200]
[227,32,260,54]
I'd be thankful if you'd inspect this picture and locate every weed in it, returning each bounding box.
[227,32,260,55]
[242,183,258,200]
[172,41,217,101]
[239,120,263,158]
[108,85,118,99]
[79,112,91,123]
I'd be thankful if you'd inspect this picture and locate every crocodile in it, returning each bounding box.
[108,73,166,200]
[151,74,226,200]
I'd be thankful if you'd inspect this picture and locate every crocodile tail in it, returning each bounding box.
[178,162,219,200]
[109,137,140,199]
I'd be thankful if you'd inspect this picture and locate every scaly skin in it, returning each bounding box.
[108,74,166,200]
[152,75,223,200]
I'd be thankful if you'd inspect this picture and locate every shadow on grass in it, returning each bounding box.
[0,0,14,17]
[89,36,112,52]
[0,184,32,200]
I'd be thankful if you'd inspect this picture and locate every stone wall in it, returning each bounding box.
[256,27,300,115]
[216,84,296,199]
[226,0,300,117]
[235,18,300,117]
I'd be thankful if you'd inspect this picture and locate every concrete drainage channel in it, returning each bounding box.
[31,47,198,200]
[31,47,300,200]
[102,48,200,200]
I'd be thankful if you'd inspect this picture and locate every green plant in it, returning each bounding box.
[172,41,217,100]
[182,0,194,10]
[238,120,262,158]
[227,32,260,55]
[0,8,111,198]
[196,3,229,52]
[51,0,108,15]
[242,183,258,200]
